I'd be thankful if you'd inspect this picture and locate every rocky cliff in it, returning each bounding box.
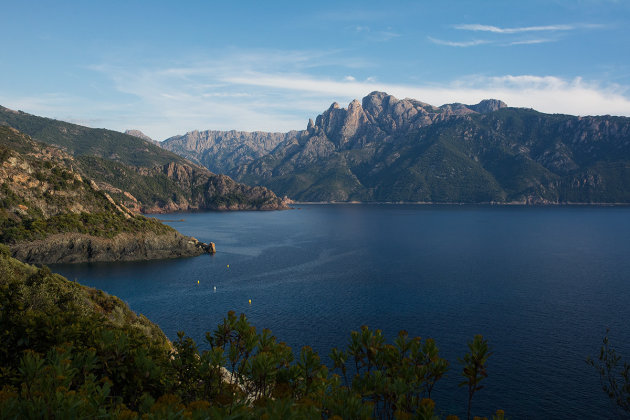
[0,126,215,264]
[11,231,213,264]
[228,92,630,203]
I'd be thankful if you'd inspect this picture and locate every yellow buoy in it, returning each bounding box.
[197,280,199,284]
[248,299,251,304]
[227,264,229,268]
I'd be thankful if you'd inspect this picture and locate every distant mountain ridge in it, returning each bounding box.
[0,106,287,212]
[161,129,300,174]
[167,91,629,204]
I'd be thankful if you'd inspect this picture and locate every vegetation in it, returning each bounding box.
[76,155,189,209]
[0,249,504,419]
[588,331,630,417]
[0,211,174,244]
[0,107,180,167]
[0,127,176,245]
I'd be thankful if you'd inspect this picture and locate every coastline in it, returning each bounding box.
[290,201,630,206]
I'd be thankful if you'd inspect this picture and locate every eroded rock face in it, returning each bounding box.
[10,231,215,265]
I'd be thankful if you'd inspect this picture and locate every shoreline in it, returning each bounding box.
[289,201,630,207]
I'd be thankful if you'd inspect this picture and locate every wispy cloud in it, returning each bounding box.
[505,38,554,46]
[431,22,605,49]
[454,23,605,33]
[428,37,490,47]
[454,24,574,33]
[352,25,402,42]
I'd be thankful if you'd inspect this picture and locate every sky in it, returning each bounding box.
[1,0,630,140]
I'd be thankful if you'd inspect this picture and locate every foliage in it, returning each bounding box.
[588,331,630,417]
[0,125,178,244]
[460,335,492,420]
[0,211,173,244]
[76,155,189,208]
[0,251,506,418]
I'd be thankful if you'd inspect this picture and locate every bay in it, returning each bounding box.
[54,204,630,419]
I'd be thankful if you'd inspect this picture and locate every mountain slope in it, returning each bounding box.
[0,106,287,212]
[0,126,214,264]
[227,92,630,203]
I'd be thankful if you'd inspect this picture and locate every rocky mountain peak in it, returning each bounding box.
[124,129,155,143]
[361,91,395,119]
[308,92,511,146]
[348,99,362,109]
[468,99,508,113]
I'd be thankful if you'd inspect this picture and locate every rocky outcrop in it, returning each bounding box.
[132,161,287,213]
[468,99,508,113]
[10,231,216,265]
[124,129,157,144]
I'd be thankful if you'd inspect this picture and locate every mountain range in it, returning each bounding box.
[0,105,286,213]
[162,92,630,204]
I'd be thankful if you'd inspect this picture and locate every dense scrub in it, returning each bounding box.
[0,210,174,244]
[0,248,506,419]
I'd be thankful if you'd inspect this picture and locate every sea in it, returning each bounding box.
[53,204,630,419]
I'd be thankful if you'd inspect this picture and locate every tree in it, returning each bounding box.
[460,334,492,420]
[587,330,630,417]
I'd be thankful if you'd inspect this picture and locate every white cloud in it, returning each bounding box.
[428,37,490,47]
[453,23,605,33]
[454,24,575,33]
[352,25,402,42]
[506,39,554,46]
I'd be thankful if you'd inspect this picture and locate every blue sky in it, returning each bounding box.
[1,0,630,139]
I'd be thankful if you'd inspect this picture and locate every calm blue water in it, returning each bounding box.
[54,204,630,419]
